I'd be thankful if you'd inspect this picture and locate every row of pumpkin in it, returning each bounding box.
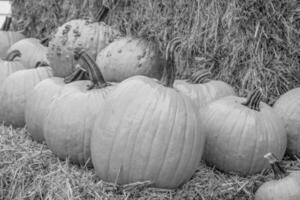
[1,9,300,198]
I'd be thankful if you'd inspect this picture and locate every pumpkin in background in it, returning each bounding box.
[0,17,25,59]
[255,153,300,200]
[96,37,164,82]
[47,6,121,78]
[91,38,205,188]
[273,88,300,157]
[6,38,49,69]
[0,50,24,87]
[174,70,235,108]
[200,89,287,176]
[44,49,115,166]
[0,63,53,127]
[25,77,65,142]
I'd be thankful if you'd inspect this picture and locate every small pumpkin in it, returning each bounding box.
[200,89,287,175]
[0,50,24,87]
[174,70,235,108]
[255,152,300,200]
[25,77,65,142]
[0,16,25,59]
[273,87,300,157]
[91,38,205,188]
[47,6,121,78]
[6,38,49,69]
[44,49,115,166]
[0,62,53,127]
[96,37,164,82]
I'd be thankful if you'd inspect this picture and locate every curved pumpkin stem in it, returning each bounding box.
[73,48,109,90]
[35,61,49,68]
[242,89,263,111]
[161,37,182,88]
[40,37,50,47]
[94,5,109,22]
[264,152,287,180]
[187,70,211,84]
[5,50,21,61]
[1,16,12,31]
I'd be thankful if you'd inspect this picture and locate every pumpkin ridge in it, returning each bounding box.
[154,90,178,184]
[125,87,160,183]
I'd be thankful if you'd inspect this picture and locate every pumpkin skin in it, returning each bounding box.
[91,38,205,188]
[25,77,65,142]
[0,17,25,59]
[47,19,120,78]
[96,37,164,82]
[174,71,235,108]
[0,66,53,127]
[255,153,300,200]
[200,90,287,176]
[6,38,49,69]
[273,88,300,157]
[0,50,24,87]
[44,80,114,165]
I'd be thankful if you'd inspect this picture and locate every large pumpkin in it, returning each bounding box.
[255,153,300,200]
[44,49,115,166]
[91,38,205,188]
[47,6,121,78]
[174,70,235,108]
[96,37,164,82]
[6,38,49,69]
[0,50,24,87]
[0,63,53,127]
[0,17,25,59]
[200,90,287,176]
[25,77,65,142]
[273,87,300,157]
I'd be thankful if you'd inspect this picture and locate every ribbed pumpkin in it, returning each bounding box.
[273,88,300,157]
[44,49,115,166]
[6,38,49,69]
[96,37,164,82]
[200,90,287,176]
[255,153,300,200]
[25,77,65,142]
[91,38,205,188]
[0,17,25,59]
[47,6,121,78]
[174,70,235,108]
[0,63,53,127]
[0,50,24,86]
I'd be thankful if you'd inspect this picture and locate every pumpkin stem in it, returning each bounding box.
[40,37,50,47]
[187,69,211,84]
[35,61,49,68]
[73,48,109,90]
[161,37,182,88]
[264,152,287,179]
[95,5,109,22]
[241,89,263,111]
[64,65,88,83]
[5,50,21,61]
[1,16,12,31]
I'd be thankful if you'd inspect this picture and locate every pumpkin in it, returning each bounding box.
[6,38,49,69]
[90,38,205,188]
[43,49,114,166]
[25,77,65,142]
[96,37,164,82]
[0,50,24,87]
[174,70,235,108]
[0,63,53,127]
[273,88,300,157]
[47,6,121,78]
[200,90,287,175]
[255,152,300,200]
[0,17,25,59]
